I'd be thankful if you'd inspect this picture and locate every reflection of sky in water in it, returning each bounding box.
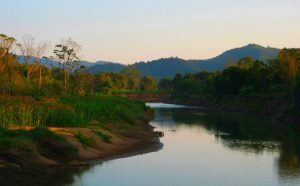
[146,103,195,109]
[69,103,300,186]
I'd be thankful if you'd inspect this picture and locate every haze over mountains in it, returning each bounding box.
[19,44,279,79]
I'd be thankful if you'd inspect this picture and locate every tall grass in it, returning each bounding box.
[0,95,147,128]
[60,95,146,125]
[0,99,83,127]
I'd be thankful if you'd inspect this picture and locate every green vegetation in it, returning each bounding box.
[167,49,300,124]
[60,95,147,125]
[0,97,80,128]
[0,33,155,170]
[74,132,94,148]
[0,127,76,157]
[112,89,170,94]
[0,34,158,99]
[93,130,113,143]
[0,95,147,128]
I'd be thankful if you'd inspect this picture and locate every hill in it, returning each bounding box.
[18,44,280,79]
[87,62,126,74]
[133,44,279,79]
[17,56,124,73]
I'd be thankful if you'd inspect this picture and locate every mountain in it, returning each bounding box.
[133,57,199,79]
[133,44,279,79]
[192,44,279,71]
[17,44,280,79]
[87,62,126,74]
[17,56,124,72]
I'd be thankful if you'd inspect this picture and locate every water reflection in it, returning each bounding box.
[43,167,92,186]
[16,104,300,186]
[154,107,300,183]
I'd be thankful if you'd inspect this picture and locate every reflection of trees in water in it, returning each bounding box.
[43,166,92,186]
[170,108,300,182]
[153,109,175,126]
[0,165,92,186]
[277,142,300,180]
[220,140,280,154]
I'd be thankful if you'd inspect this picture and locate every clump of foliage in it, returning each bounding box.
[167,50,300,120]
[74,132,94,148]
[170,51,299,100]
[93,130,113,143]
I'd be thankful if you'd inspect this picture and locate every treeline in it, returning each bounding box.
[0,34,157,98]
[160,49,300,120]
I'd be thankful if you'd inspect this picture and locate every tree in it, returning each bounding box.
[159,78,173,90]
[141,76,157,91]
[75,72,95,96]
[18,35,48,90]
[237,57,255,70]
[277,49,298,96]
[53,38,81,92]
[0,34,17,95]
[121,65,140,90]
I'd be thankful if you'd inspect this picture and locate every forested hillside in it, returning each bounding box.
[133,44,279,79]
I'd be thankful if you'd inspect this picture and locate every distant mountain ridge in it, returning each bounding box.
[17,44,280,79]
[193,44,279,70]
[133,44,279,79]
[17,56,124,72]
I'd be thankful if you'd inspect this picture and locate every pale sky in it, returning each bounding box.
[1,0,300,64]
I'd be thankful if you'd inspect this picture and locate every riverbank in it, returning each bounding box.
[0,95,163,186]
[0,110,162,186]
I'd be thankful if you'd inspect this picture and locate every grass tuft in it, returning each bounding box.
[74,132,94,149]
[93,130,113,143]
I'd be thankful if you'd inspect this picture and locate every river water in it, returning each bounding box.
[60,103,300,186]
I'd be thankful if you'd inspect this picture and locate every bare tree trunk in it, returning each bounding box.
[39,66,42,90]
[26,66,33,82]
[64,65,68,91]
[19,35,48,87]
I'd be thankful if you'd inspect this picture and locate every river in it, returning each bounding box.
[55,103,300,186]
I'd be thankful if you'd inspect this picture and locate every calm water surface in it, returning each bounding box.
[63,103,300,186]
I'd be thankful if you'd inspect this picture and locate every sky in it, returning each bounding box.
[1,0,300,64]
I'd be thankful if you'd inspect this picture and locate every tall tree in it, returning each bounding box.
[121,65,140,90]
[53,38,81,92]
[278,49,298,96]
[18,35,48,89]
[141,76,157,91]
[0,34,17,95]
